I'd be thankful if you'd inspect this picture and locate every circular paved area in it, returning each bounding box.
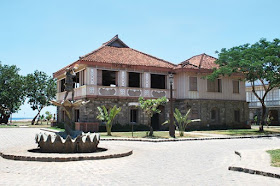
[1,128,280,185]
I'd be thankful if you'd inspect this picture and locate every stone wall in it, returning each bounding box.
[174,99,249,130]
[249,107,280,125]
[57,98,249,131]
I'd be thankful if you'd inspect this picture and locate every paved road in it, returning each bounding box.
[1,128,280,185]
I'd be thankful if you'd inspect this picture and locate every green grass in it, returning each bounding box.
[99,131,202,139]
[49,127,65,132]
[0,124,18,128]
[0,120,52,128]
[194,127,280,136]
[267,149,280,167]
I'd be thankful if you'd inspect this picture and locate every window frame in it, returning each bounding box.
[189,76,198,91]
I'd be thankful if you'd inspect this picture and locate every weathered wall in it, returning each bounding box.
[57,98,249,131]
[174,99,249,130]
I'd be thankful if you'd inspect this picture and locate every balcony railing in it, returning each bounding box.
[56,85,172,101]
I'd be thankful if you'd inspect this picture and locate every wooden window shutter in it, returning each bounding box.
[189,77,197,91]
[97,70,102,86]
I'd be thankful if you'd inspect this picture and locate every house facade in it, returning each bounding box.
[246,85,280,125]
[53,35,249,131]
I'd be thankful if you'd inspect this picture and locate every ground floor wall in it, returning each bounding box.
[57,98,249,131]
[174,99,249,130]
[249,107,280,125]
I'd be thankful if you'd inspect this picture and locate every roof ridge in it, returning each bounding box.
[102,35,129,48]
[129,48,175,67]
[198,53,205,68]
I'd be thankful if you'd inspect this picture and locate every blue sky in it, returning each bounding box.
[1,0,279,118]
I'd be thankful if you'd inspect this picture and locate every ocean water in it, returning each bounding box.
[11,118,33,121]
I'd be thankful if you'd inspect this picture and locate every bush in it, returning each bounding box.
[99,123,150,132]
[55,122,65,129]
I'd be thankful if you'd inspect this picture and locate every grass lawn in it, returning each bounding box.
[0,120,52,128]
[194,126,280,136]
[99,131,202,139]
[267,149,280,167]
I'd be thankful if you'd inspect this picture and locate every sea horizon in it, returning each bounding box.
[11,117,33,121]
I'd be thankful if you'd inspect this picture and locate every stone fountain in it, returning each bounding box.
[35,67,100,153]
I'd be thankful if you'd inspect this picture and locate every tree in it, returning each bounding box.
[0,63,26,124]
[45,111,52,125]
[208,38,280,131]
[96,105,121,136]
[25,70,56,125]
[138,96,168,136]
[173,108,201,137]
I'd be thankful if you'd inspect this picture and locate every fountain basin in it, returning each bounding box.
[35,132,100,153]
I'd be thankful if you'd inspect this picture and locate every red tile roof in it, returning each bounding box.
[177,53,218,70]
[53,36,220,78]
[80,46,175,69]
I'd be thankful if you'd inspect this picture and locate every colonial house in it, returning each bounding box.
[246,85,280,125]
[53,35,249,131]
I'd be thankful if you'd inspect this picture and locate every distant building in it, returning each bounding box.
[53,35,249,131]
[246,85,280,125]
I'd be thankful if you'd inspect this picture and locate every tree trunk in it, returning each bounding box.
[106,124,112,136]
[259,101,266,132]
[0,114,10,124]
[31,108,42,125]
[149,126,153,137]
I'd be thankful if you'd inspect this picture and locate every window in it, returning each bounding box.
[74,70,86,88]
[234,110,240,122]
[129,72,141,88]
[102,70,117,86]
[211,108,220,122]
[130,109,138,123]
[189,77,197,91]
[207,79,222,92]
[151,74,166,89]
[75,109,80,122]
[211,110,216,120]
[60,79,65,92]
[233,80,239,93]
[191,109,199,119]
[74,72,80,88]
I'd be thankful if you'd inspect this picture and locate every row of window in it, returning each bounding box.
[59,70,167,92]
[98,70,166,89]
[59,70,240,94]
[210,108,240,123]
[64,108,241,123]
[189,77,240,93]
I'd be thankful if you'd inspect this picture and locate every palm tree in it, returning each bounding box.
[39,114,45,125]
[96,105,121,136]
[174,108,201,136]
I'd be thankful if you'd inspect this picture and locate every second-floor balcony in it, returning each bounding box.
[56,85,172,102]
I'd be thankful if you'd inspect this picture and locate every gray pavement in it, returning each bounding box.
[1,128,280,185]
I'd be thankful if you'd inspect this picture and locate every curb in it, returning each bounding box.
[0,150,133,162]
[228,166,280,179]
[39,128,280,143]
[100,134,280,142]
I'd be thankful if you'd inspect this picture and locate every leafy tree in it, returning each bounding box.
[138,96,168,136]
[208,38,280,131]
[96,105,121,136]
[0,63,26,124]
[25,70,56,125]
[173,108,201,136]
[45,111,52,125]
